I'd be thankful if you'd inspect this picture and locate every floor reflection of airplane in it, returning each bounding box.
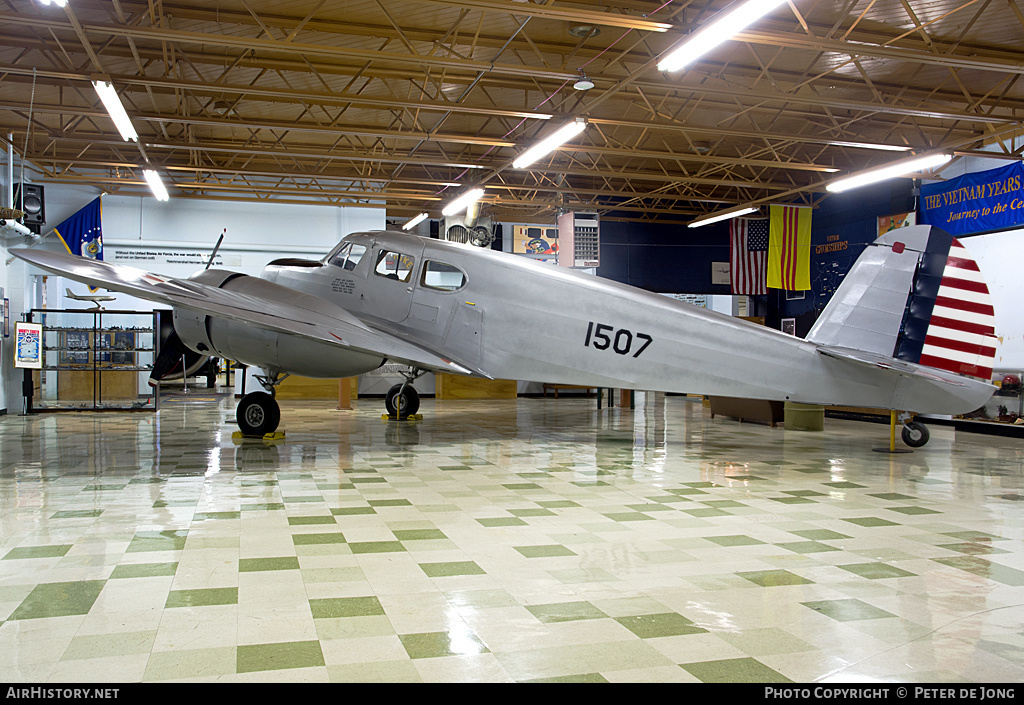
[13,224,996,446]
[65,288,116,309]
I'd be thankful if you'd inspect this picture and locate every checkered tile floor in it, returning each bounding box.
[1,394,1023,682]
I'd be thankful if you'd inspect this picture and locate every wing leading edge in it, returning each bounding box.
[11,248,489,379]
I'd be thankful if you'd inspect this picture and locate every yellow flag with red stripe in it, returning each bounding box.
[767,205,812,290]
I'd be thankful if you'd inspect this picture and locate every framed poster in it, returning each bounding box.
[781,318,797,336]
[15,322,42,369]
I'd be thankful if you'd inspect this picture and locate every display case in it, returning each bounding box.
[25,309,159,412]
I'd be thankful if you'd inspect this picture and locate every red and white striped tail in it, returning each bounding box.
[917,238,997,381]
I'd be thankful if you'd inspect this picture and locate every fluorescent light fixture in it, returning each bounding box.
[91,80,138,142]
[512,119,587,169]
[39,0,68,6]
[829,140,912,152]
[826,153,952,193]
[688,206,759,228]
[442,188,484,217]
[143,170,170,201]
[402,212,429,230]
[658,0,787,73]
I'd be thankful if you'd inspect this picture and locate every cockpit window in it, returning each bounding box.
[374,250,415,282]
[421,260,467,291]
[329,243,367,271]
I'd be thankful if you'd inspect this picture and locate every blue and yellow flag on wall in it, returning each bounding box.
[54,197,103,261]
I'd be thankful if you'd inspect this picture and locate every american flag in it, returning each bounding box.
[730,218,768,295]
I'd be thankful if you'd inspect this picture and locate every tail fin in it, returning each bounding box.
[806,225,996,382]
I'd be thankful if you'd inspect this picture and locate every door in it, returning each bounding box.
[364,242,423,323]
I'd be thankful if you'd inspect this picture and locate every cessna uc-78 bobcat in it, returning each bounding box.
[13,224,996,447]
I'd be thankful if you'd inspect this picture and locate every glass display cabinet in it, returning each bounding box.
[25,309,160,412]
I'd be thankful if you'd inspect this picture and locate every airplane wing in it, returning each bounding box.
[12,248,490,378]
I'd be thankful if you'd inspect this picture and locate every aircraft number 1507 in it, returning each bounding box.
[584,321,653,358]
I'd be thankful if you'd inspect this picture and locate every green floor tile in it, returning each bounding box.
[775,541,841,554]
[349,541,406,554]
[310,596,385,618]
[802,598,896,621]
[681,657,792,683]
[236,640,325,673]
[842,517,899,527]
[509,508,556,517]
[527,601,608,623]
[886,506,941,515]
[706,535,765,547]
[392,529,447,541]
[332,507,376,516]
[8,581,107,620]
[515,545,577,558]
[790,529,851,541]
[368,499,412,507]
[419,561,486,577]
[287,516,337,525]
[477,517,527,527]
[51,510,105,519]
[616,612,707,638]
[839,562,917,579]
[3,544,74,560]
[292,532,347,545]
[933,556,1024,586]
[738,570,814,587]
[110,562,178,579]
[239,557,301,572]
[127,531,188,553]
[399,630,489,659]
[165,587,238,608]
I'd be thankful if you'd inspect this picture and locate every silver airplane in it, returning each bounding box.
[12,223,996,447]
[65,287,116,309]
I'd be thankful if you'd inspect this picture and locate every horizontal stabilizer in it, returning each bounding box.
[816,345,970,387]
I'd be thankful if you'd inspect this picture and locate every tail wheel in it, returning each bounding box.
[236,391,281,436]
[901,421,930,448]
[385,384,420,419]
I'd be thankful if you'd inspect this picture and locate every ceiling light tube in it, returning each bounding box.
[658,0,787,73]
[402,212,429,230]
[826,153,952,193]
[143,170,170,201]
[688,206,759,228]
[442,188,484,217]
[512,119,587,169]
[92,80,138,142]
[828,140,912,152]
[39,0,68,6]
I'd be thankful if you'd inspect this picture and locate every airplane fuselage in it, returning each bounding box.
[257,230,991,415]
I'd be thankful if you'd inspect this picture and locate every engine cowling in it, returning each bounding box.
[172,269,385,378]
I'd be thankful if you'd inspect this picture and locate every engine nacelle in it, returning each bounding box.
[172,269,385,378]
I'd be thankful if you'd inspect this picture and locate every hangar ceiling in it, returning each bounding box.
[1,0,1023,224]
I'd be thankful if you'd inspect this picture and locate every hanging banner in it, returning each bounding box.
[920,161,1024,236]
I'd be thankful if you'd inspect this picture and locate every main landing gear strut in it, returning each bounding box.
[236,372,288,436]
[384,368,426,419]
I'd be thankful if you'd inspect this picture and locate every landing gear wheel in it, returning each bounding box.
[385,384,420,419]
[901,421,930,448]
[236,391,281,436]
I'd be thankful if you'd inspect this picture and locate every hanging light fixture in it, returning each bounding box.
[573,71,594,91]
[826,153,953,193]
[688,206,759,228]
[402,213,429,230]
[512,119,587,169]
[91,79,138,142]
[143,170,170,201]
[658,0,787,73]
[442,189,484,217]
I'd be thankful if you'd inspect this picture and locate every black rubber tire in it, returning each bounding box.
[236,391,281,436]
[385,384,420,418]
[901,421,930,448]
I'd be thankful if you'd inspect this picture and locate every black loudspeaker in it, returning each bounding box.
[14,184,45,226]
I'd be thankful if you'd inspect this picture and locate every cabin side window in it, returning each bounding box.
[421,260,467,291]
[329,243,367,271]
[374,250,416,282]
